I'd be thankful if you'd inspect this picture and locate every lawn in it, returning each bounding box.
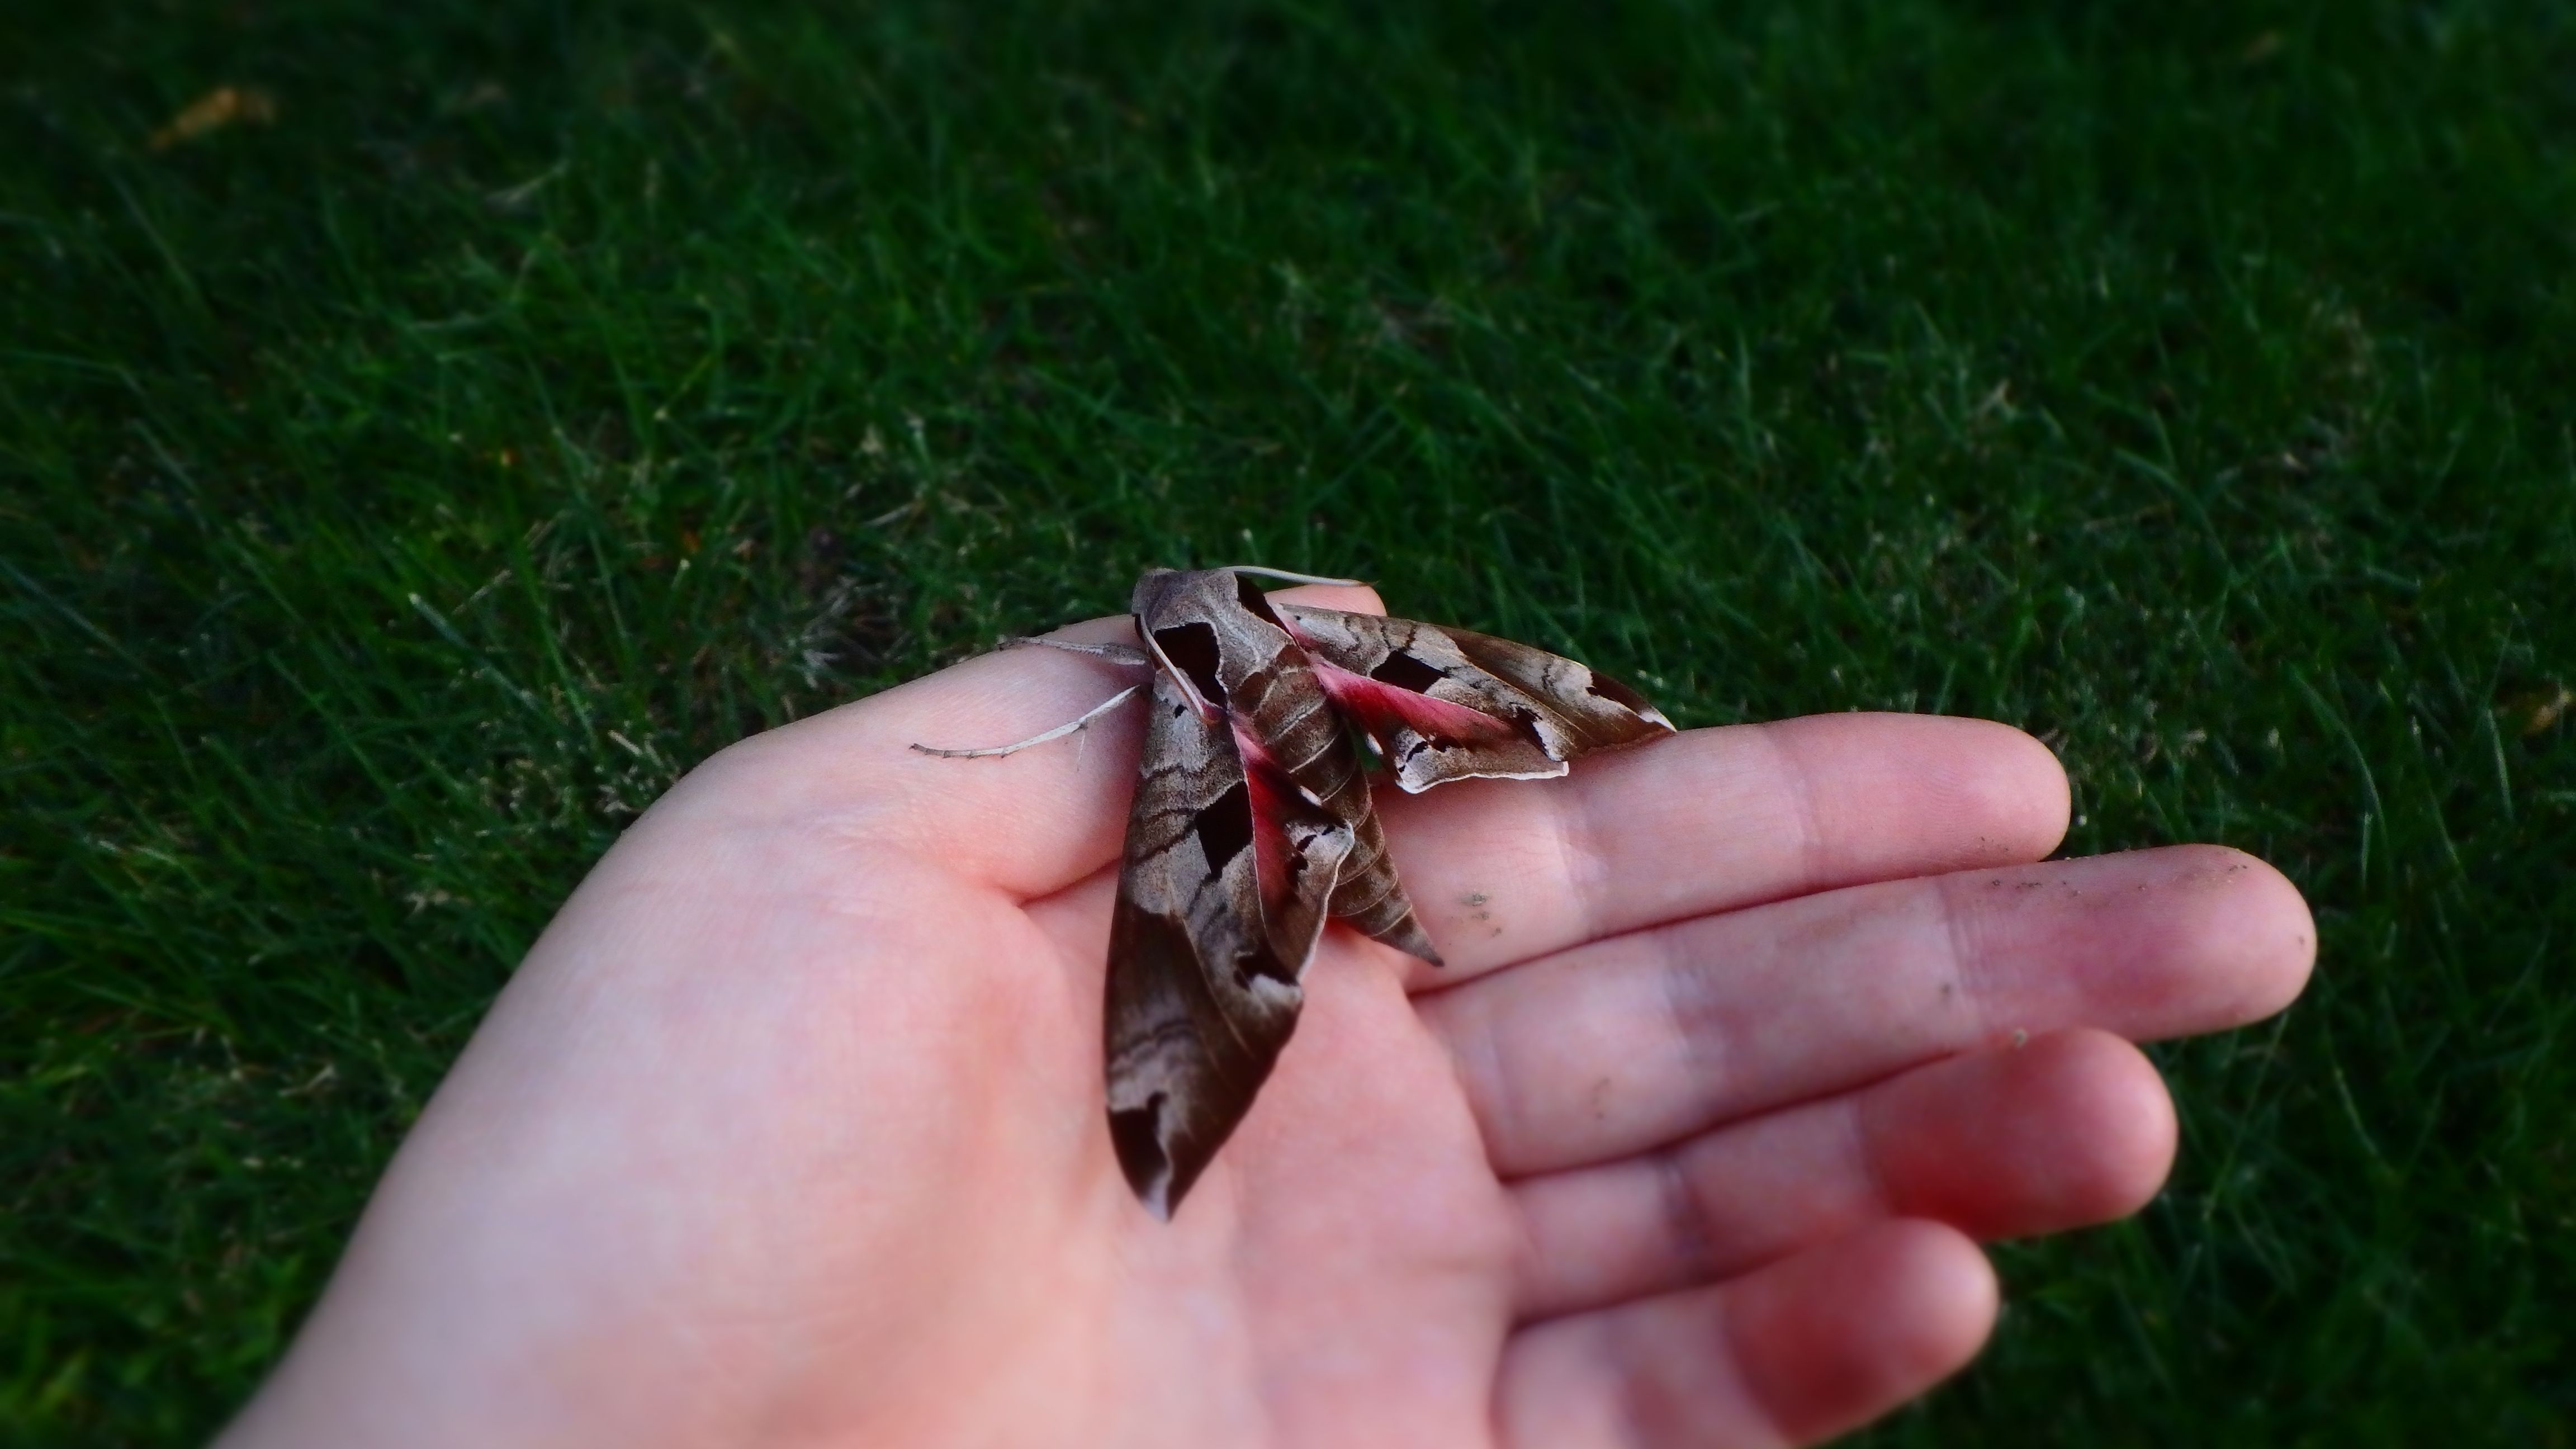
[3,0,2571,1442]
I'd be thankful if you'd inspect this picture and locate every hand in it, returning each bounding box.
[219,584,2314,1448]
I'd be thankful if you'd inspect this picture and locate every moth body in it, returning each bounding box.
[939,566,1675,1219]
[1104,570,1675,1216]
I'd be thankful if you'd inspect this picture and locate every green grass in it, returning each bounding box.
[4,0,2572,1441]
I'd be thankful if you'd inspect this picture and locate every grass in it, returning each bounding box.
[3,0,2572,1441]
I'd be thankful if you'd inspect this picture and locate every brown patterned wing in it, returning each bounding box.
[1274,604,1675,794]
[1103,670,1353,1218]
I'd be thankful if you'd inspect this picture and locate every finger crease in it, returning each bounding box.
[1841,1096,1897,1219]
[1442,997,1528,1178]
[1550,779,1611,946]
[1933,873,1997,1046]
[1766,721,1836,896]
[1656,924,1731,1125]
[1654,1148,1718,1285]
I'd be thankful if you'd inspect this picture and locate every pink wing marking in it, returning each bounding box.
[1304,656,1527,753]
[1233,724,1319,922]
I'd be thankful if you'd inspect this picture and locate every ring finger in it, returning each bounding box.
[1420,843,2313,1178]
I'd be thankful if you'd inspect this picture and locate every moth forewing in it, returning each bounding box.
[1273,604,1675,793]
[1438,623,1677,741]
[1104,669,1352,1217]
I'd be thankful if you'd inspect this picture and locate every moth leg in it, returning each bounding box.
[910,685,1144,759]
[1216,565,1365,588]
[1221,565,1380,588]
[1005,637,1153,669]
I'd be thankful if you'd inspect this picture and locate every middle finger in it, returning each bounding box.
[1420,844,2312,1177]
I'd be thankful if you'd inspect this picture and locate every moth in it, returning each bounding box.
[917,567,1674,1217]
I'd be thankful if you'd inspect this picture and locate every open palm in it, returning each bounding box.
[221,584,2313,1449]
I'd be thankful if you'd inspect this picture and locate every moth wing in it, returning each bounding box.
[1104,671,1353,1218]
[1275,604,1675,794]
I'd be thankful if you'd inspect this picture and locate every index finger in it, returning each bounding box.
[1377,713,2071,981]
[665,584,1388,899]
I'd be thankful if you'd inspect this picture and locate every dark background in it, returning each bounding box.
[3,1,2571,1442]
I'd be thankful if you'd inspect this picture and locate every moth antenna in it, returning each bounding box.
[910,685,1143,758]
[1215,565,1368,588]
[1005,636,1153,668]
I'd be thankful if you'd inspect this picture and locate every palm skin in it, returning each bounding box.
[220,585,2314,1449]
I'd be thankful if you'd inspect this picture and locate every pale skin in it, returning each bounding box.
[219,584,2316,1448]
